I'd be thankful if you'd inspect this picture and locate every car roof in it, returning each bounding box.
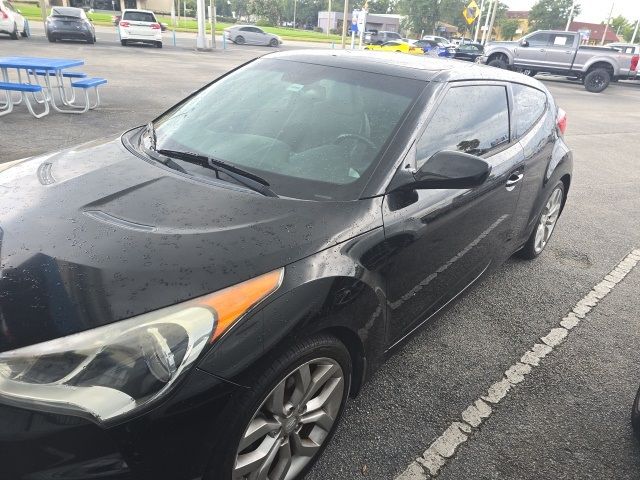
[264,50,547,87]
[122,9,154,13]
[51,6,83,13]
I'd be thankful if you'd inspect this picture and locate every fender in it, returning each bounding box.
[198,223,389,395]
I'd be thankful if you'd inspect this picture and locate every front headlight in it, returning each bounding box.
[0,269,283,424]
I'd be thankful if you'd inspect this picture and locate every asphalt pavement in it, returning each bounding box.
[1,37,640,480]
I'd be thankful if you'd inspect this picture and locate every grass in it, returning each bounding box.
[15,3,342,43]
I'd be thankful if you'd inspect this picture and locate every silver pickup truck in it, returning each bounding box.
[480,30,639,93]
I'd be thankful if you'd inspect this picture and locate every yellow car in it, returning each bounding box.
[365,40,424,55]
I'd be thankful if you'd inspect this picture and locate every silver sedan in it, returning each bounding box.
[224,25,282,46]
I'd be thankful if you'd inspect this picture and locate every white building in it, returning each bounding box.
[317,11,402,34]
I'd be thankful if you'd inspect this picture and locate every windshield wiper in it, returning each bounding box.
[142,123,188,174]
[156,149,278,197]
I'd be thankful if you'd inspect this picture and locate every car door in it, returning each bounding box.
[252,27,269,45]
[383,82,525,343]
[517,32,551,69]
[544,32,576,70]
[238,26,255,43]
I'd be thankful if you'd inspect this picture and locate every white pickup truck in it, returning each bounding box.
[480,30,639,93]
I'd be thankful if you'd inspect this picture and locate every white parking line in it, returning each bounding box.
[396,248,640,479]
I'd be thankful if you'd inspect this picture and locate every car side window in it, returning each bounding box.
[526,33,551,47]
[254,27,264,34]
[512,84,547,138]
[549,34,573,46]
[239,27,250,32]
[416,85,510,167]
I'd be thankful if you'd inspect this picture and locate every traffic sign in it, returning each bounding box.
[463,0,480,25]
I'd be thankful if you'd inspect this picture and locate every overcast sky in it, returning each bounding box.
[506,0,640,24]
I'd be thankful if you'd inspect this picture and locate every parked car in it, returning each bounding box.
[608,42,640,55]
[0,50,572,480]
[46,6,95,44]
[118,9,162,48]
[481,30,639,92]
[364,29,402,45]
[422,34,452,46]
[454,42,484,62]
[0,0,27,40]
[224,25,282,46]
[633,385,640,440]
[413,38,455,57]
[365,40,424,55]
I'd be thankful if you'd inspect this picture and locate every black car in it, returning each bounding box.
[46,6,96,43]
[0,51,572,480]
[453,42,484,62]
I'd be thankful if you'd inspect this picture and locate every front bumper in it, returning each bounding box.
[0,369,240,480]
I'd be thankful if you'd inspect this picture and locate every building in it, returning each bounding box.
[317,11,402,34]
[568,21,620,45]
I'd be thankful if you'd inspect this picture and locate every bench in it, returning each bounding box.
[30,70,87,79]
[72,77,107,89]
[55,77,108,114]
[0,81,48,118]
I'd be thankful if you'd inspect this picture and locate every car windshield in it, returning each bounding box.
[123,11,155,22]
[152,58,425,201]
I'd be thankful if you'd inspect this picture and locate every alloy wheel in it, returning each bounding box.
[533,187,563,254]
[233,358,344,480]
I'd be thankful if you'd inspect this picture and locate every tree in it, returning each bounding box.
[247,0,282,24]
[529,0,581,31]
[500,18,520,40]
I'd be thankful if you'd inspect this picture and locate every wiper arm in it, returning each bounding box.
[156,149,278,198]
[142,123,189,174]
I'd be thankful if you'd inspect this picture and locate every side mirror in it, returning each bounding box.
[520,39,529,47]
[410,150,491,190]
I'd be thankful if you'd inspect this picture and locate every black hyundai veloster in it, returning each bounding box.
[0,51,572,480]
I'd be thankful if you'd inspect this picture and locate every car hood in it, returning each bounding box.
[0,135,382,352]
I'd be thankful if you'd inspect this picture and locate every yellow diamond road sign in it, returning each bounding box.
[463,0,480,25]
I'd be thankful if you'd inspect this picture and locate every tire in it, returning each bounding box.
[269,38,278,47]
[488,58,507,69]
[517,182,565,260]
[87,36,95,44]
[204,334,352,480]
[584,67,611,93]
[10,22,19,40]
[632,386,640,441]
[47,34,56,43]
[156,41,163,48]
[21,26,28,38]
[235,35,245,45]
[523,69,537,77]
[121,39,127,46]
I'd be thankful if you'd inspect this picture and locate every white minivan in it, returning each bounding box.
[0,0,27,40]
[118,9,162,48]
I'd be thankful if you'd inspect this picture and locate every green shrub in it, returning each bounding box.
[313,26,323,33]
[329,28,340,35]
[256,19,274,27]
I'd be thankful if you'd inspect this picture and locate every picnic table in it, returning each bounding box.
[0,56,106,118]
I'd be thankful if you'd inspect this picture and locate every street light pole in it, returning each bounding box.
[293,0,297,29]
[473,0,485,43]
[341,0,348,48]
[480,0,493,45]
[327,0,331,35]
[40,0,47,30]
[195,0,210,50]
[601,1,614,45]
[565,0,575,31]
[485,0,498,45]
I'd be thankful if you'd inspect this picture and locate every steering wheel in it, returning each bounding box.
[333,133,377,151]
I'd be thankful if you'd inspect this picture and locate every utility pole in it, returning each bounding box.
[293,0,297,29]
[210,0,216,48]
[327,0,331,35]
[565,0,575,31]
[485,0,498,45]
[341,0,349,48]
[601,1,614,46]
[473,0,485,43]
[631,19,639,44]
[39,0,47,30]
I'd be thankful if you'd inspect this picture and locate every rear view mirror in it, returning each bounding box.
[520,39,529,47]
[412,150,491,190]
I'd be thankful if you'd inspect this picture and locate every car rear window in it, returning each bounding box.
[122,11,156,22]
[512,84,548,138]
[52,7,82,17]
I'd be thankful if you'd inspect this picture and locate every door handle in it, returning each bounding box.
[506,172,524,190]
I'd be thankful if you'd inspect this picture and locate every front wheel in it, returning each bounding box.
[121,39,127,46]
[156,41,163,48]
[517,182,565,260]
[235,35,245,45]
[488,58,507,69]
[47,34,56,43]
[584,68,611,93]
[204,334,352,480]
[269,38,278,47]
